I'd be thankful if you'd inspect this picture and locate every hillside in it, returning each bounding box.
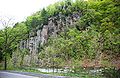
[0,0,120,78]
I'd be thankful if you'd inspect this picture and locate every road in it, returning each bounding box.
[0,71,39,78]
[0,71,70,78]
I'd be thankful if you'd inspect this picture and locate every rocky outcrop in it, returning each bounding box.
[19,7,81,66]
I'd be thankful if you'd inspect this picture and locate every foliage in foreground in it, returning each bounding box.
[102,67,120,78]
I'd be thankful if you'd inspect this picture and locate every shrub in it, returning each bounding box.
[102,67,120,78]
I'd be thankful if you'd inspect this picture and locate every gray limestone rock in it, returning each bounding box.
[19,10,81,66]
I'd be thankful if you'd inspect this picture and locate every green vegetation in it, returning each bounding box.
[39,0,120,74]
[0,20,28,70]
[0,0,120,78]
[102,67,120,78]
[8,67,102,78]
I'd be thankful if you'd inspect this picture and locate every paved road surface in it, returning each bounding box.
[0,71,39,78]
[0,71,71,78]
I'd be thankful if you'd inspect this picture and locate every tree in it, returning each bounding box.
[0,17,28,70]
[0,30,4,62]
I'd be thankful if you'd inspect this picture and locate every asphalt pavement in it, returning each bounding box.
[0,71,71,78]
[0,71,39,78]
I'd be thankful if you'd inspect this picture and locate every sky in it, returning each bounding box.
[0,0,60,29]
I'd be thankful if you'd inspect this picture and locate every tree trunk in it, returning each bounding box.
[4,55,7,70]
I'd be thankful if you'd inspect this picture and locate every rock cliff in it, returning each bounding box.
[19,5,81,66]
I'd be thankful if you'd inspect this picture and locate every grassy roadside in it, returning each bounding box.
[3,67,104,78]
[0,63,104,78]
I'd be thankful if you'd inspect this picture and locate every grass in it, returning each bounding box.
[56,72,104,78]
[8,67,104,78]
[0,66,104,78]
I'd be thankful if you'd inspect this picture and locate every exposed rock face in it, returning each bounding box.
[19,9,81,66]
